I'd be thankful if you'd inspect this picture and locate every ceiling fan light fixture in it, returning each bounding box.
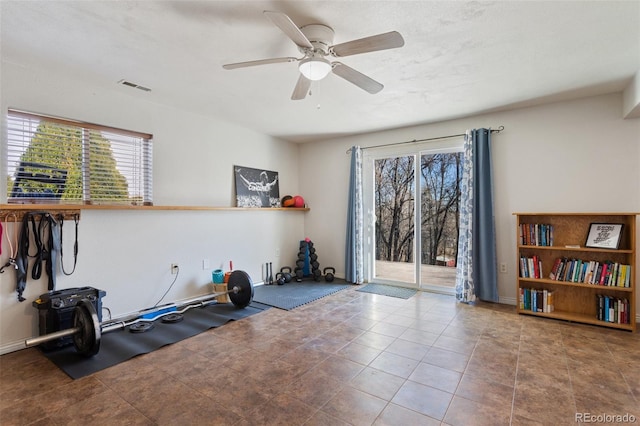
[298,57,332,81]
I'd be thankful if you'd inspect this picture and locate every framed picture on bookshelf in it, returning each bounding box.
[585,223,623,249]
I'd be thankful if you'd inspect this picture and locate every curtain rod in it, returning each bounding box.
[346,126,504,154]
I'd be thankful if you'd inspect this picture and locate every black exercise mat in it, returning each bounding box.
[252,280,352,310]
[356,283,417,299]
[43,302,268,379]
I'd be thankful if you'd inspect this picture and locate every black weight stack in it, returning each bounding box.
[296,240,322,281]
[32,286,106,351]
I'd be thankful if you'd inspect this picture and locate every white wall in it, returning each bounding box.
[0,62,303,353]
[299,93,640,309]
[2,61,638,354]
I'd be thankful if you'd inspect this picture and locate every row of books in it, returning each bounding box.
[597,295,631,324]
[519,288,554,313]
[519,255,543,279]
[518,223,554,246]
[549,258,631,287]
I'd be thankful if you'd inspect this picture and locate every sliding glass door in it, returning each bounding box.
[364,141,463,293]
[418,152,462,293]
[373,155,416,286]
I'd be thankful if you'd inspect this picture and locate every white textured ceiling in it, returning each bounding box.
[2,1,639,142]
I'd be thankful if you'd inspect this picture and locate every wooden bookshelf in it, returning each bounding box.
[514,213,637,332]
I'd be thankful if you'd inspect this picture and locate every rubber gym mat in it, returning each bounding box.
[42,302,268,380]
[252,280,352,310]
[356,283,417,299]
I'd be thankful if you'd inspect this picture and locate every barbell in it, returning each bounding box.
[25,270,254,357]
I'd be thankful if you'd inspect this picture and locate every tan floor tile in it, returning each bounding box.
[3,287,640,426]
[422,346,469,372]
[433,334,477,355]
[311,354,365,383]
[398,327,440,346]
[373,403,441,426]
[408,362,461,393]
[369,351,419,379]
[443,395,511,426]
[350,366,406,400]
[304,409,352,426]
[337,341,382,365]
[369,322,408,338]
[284,369,345,408]
[322,386,387,426]
[385,338,430,361]
[352,331,396,351]
[391,380,453,420]
[241,392,315,425]
[455,373,514,409]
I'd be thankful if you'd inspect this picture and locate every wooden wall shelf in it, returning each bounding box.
[0,204,309,221]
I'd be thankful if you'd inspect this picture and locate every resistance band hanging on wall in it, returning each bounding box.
[58,213,79,275]
[1,211,80,302]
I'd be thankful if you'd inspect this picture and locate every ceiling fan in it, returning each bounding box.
[222,11,405,100]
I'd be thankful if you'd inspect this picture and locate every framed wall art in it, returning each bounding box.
[234,166,280,208]
[584,223,623,249]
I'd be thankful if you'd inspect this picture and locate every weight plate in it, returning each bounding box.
[161,313,184,323]
[129,322,155,333]
[227,270,254,308]
[72,299,101,357]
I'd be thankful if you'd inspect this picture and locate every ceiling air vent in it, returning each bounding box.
[118,79,151,92]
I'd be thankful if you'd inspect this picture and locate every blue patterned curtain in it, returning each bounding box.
[456,129,498,302]
[345,146,364,283]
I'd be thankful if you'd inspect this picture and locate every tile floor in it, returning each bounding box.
[1,287,639,425]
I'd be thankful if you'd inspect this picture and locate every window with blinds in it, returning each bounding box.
[5,109,153,205]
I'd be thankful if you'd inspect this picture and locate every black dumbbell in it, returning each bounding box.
[313,269,322,281]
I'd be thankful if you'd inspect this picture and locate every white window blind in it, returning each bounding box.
[6,109,153,205]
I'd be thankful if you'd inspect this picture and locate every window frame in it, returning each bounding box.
[5,109,153,206]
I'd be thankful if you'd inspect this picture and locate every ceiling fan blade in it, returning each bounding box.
[291,74,311,100]
[264,10,313,49]
[332,62,383,94]
[222,57,298,70]
[330,31,405,57]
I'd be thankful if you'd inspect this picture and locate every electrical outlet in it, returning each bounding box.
[499,263,507,274]
[202,259,210,270]
[275,248,280,257]
[171,263,179,274]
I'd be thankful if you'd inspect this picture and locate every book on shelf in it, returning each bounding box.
[520,255,543,279]
[547,257,631,287]
[519,223,554,246]
[519,288,554,313]
[596,295,630,324]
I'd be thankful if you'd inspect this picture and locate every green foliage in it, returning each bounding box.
[8,122,130,201]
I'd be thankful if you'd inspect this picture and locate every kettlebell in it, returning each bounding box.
[323,267,336,282]
[275,272,286,286]
[280,266,293,283]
